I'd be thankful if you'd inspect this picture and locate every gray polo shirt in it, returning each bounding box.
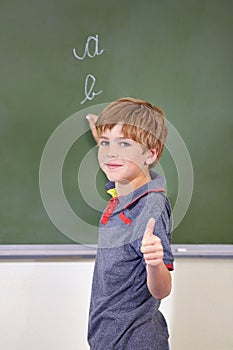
[88,172,174,350]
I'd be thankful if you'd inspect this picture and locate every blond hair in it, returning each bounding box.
[96,97,167,163]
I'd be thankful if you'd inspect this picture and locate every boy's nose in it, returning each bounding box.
[107,144,118,158]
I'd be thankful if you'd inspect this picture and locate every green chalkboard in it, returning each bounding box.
[1,0,232,246]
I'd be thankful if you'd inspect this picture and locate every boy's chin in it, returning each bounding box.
[106,174,118,182]
[106,174,129,185]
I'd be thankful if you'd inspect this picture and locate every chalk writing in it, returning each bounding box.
[73,34,104,104]
[80,74,103,105]
[73,34,104,60]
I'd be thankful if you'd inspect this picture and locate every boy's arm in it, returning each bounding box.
[140,218,172,300]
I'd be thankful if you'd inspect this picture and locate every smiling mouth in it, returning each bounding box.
[105,163,123,170]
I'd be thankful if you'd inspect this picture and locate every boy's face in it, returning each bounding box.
[98,124,153,188]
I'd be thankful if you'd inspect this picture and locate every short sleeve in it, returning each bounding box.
[129,192,174,271]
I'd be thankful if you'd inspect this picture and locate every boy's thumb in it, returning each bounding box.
[143,217,155,238]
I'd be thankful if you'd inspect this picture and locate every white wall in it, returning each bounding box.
[169,258,233,350]
[0,258,232,350]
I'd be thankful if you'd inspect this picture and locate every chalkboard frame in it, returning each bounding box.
[0,244,232,259]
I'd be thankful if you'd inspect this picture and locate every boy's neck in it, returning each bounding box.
[115,173,152,197]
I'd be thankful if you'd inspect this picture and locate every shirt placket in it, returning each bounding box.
[101,197,119,224]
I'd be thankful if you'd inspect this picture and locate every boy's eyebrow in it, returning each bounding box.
[99,136,128,140]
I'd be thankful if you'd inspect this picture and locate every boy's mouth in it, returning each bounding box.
[105,163,123,170]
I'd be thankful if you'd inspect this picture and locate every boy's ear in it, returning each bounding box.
[145,148,159,165]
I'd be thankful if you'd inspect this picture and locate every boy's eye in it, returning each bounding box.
[99,140,109,146]
[119,141,131,147]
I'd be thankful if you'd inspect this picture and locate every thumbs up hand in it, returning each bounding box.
[141,218,164,267]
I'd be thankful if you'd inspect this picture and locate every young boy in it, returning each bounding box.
[86,97,174,350]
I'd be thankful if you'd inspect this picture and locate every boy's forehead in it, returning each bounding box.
[100,124,124,137]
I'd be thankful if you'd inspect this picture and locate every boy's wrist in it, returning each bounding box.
[146,259,164,271]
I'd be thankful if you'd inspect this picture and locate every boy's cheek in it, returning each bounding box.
[97,149,105,165]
